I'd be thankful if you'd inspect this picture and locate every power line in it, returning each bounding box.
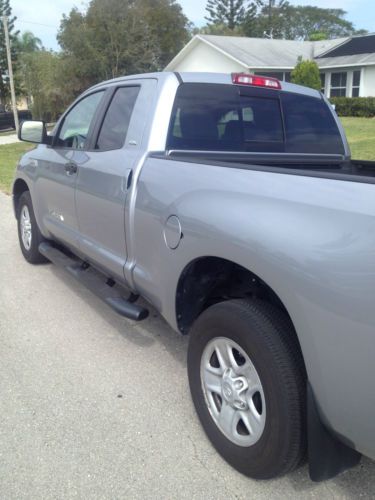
[16,20,57,29]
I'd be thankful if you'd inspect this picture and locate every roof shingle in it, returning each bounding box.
[199,35,349,69]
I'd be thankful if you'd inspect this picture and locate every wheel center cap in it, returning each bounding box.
[221,369,248,410]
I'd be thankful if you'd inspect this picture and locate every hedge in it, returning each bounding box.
[329,97,375,117]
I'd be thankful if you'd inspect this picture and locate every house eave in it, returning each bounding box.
[250,66,294,70]
[317,62,375,69]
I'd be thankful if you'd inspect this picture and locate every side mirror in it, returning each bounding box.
[18,120,51,144]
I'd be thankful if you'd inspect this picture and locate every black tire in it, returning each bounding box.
[17,191,48,264]
[187,299,306,479]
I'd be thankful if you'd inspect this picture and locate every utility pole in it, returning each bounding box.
[2,16,19,134]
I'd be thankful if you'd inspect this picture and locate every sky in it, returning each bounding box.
[10,0,375,51]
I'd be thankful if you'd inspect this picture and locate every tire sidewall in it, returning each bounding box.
[17,191,45,263]
[188,300,302,479]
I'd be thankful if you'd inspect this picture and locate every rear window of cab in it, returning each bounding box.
[167,83,344,155]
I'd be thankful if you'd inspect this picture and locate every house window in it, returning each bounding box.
[352,70,361,97]
[255,72,284,80]
[320,73,326,94]
[330,72,347,97]
[255,72,291,82]
[284,72,291,82]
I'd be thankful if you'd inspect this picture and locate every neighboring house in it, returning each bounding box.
[0,95,29,111]
[165,33,375,98]
[17,96,29,111]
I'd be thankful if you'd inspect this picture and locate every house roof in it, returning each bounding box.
[317,33,375,58]
[198,35,348,68]
[165,34,375,71]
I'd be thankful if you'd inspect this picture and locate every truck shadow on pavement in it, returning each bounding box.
[49,265,188,363]
[49,264,375,496]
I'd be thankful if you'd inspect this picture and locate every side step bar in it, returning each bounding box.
[39,242,148,321]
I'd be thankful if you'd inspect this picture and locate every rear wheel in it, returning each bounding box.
[187,299,306,479]
[17,191,47,264]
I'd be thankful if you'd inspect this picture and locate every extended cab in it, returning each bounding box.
[13,72,375,481]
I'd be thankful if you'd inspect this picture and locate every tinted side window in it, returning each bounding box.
[281,93,344,154]
[167,83,284,152]
[57,91,104,149]
[96,86,140,150]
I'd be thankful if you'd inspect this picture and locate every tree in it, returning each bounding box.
[253,0,289,38]
[16,31,43,53]
[205,0,254,30]
[17,31,45,109]
[291,58,321,90]
[279,6,365,40]
[240,3,258,36]
[57,0,190,96]
[200,0,367,40]
[0,0,20,105]
[20,50,64,121]
[309,32,328,41]
[237,2,366,40]
[195,23,241,36]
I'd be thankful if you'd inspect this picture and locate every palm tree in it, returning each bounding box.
[18,31,43,53]
[17,31,43,109]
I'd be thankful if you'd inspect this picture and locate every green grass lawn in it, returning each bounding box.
[0,143,33,194]
[0,118,374,195]
[340,117,375,160]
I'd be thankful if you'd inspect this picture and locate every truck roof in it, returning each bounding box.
[88,71,322,99]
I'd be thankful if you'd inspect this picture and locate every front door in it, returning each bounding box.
[34,90,105,251]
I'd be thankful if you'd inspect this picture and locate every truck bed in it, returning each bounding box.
[159,151,375,184]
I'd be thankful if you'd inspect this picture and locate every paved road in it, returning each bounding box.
[0,133,19,145]
[1,191,374,499]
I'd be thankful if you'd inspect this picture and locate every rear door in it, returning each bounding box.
[75,79,155,281]
[33,90,106,251]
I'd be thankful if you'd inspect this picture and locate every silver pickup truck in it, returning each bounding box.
[13,72,375,481]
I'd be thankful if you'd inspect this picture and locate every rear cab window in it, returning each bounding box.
[166,83,344,155]
[281,92,345,154]
[96,86,140,151]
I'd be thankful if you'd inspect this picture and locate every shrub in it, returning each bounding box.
[329,97,375,117]
[291,58,321,90]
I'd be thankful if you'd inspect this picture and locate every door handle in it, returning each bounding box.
[126,169,133,189]
[65,162,78,175]
[121,169,133,192]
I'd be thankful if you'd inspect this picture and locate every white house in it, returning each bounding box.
[165,34,375,98]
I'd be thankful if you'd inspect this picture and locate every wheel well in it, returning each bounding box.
[13,179,29,216]
[176,257,294,335]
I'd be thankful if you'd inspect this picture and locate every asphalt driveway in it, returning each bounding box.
[1,191,374,499]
